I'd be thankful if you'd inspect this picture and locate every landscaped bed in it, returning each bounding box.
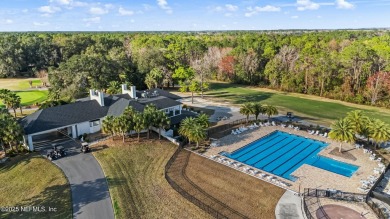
[92,139,210,219]
[0,153,72,219]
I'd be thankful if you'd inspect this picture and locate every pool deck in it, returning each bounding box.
[205,125,380,194]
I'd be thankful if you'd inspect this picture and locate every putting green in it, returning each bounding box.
[0,90,48,107]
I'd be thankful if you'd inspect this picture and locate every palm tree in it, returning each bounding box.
[106,81,121,94]
[144,104,158,139]
[113,115,129,143]
[133,113,146,142]
[263,105,278,122]
[123,106,136,135]
[251,102,263,121]
[360,118,373,142]
[0,111,23,153]
[4,93,21,118]
[196,113,209,128]
[329,118,355,153]
[346,110,368,135]
[187,123,207,148]
[154,110,170,139]
[179,117,196,146]
[369,119,390,149]
[240,103,253,123]
[102,116,115,137]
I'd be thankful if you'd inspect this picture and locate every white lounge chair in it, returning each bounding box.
[271,121,276,126]
[358,187,369,192]
[314,130,319,135]
[210,155,219,159]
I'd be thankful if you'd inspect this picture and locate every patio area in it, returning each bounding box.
[204,124,382,194]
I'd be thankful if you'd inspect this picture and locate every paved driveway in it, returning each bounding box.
[45,141,114,219]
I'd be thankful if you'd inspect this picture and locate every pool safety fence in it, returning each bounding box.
[302,195,329,219]
[303,188,366,202]
[207,117,257,137]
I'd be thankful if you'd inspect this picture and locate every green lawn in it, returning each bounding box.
[0,78,42,90]
[0,90,48,107]
[93,139,210,219]
[0,153,72,219]
[206,82,390,125]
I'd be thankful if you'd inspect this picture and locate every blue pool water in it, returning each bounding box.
[221,131,359,181]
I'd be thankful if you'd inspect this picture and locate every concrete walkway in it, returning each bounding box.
[49,142,114,219]
[275,190,306,219]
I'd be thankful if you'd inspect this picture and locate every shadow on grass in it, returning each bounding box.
[1,184,72,219]
[0,153,34,173]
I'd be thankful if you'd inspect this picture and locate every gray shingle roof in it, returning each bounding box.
[136,88,181,100]
[137,96,182,109]
[20,100,108,134]
[21,89,182,135]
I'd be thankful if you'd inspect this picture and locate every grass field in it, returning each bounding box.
[0,153,72,219]
[206,82,390,125]
[0,78,42,90]
[93,139,210,219]
[167,150,285,219]
[0,90,48,107]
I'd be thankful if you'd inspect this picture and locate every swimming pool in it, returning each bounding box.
[221,131,359,181]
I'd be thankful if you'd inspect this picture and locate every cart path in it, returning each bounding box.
[50,142,114,219]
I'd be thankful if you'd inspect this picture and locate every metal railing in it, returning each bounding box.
[207,117,257,137]
[302,197,315,219]
[164,147,229,219]
[303,188,366,202]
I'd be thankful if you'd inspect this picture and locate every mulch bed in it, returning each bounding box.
[328,147,357,161]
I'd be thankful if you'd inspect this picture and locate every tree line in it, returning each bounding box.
[0,31,389,107]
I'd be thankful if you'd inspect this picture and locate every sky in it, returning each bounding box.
[0,0,390,31]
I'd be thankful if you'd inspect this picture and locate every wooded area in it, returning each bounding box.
[0,31,389,107]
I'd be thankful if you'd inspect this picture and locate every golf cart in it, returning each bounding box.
[46,149,57,161]
[287,112,294,121]
[80,142,90,153]
[52,144,67,158]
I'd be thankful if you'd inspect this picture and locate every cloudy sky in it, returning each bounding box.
[0,0,389,31]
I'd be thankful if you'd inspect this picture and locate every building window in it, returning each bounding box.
[90,120,100,127]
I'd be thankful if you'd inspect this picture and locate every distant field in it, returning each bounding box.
[0,78,42,90]
[0,154,72,219]
[206,82,390,125]
[0,90,48,107]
